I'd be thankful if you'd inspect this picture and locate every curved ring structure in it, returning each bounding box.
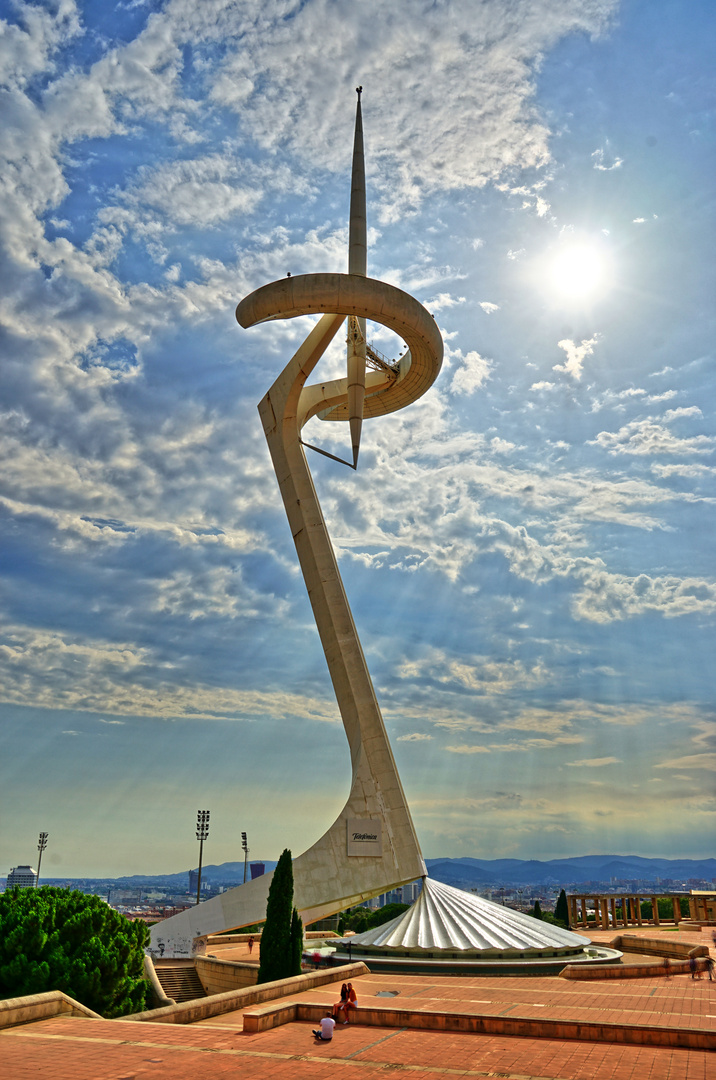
[237,272,442,422]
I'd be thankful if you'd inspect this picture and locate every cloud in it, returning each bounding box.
[446,744,490,754]
[591,146,623,170]
[0,620,338,723]
[566,756,622,767]
[553,335,599,381]
[572,568,716,623]
[592,408,714,457]
[655,754,716,772]
[479,301,500,314]
[397,732,433,742]
[426,293,466,313]
[450,350,493,395]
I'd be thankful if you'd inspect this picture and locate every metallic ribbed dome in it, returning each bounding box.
[348,877,590,957]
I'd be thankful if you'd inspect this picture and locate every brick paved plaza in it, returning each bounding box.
[2,928,714,1080]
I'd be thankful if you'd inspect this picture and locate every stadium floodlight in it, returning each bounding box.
[36,832,48,887]
[195,810,210,905]
[241,831,249,883]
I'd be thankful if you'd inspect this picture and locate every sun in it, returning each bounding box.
[549,241,610,300]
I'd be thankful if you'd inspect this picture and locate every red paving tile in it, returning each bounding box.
[3,930,714,1079]
[2,1015,713,1079]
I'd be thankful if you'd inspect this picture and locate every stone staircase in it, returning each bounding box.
[154,961,207,1003]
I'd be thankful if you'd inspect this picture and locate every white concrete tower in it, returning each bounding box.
[151,93,442,958]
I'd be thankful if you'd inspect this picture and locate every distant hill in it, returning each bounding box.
[424,855,716,888]
[19,854,714,892]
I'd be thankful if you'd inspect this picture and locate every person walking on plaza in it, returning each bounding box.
[248,935,255,955]
[689,955,697,979]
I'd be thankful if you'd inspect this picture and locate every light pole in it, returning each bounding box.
[36,832,48,887]
[242,831,249,883]
[195,810,210,905]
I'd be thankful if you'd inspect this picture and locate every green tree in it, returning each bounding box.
[554,889,570,928]
[0,887,149,1017]
[257,849,295,984]
[367,903,409,929]
[290,907,303,977]
[529,899,543,920]
[338,902,409,936]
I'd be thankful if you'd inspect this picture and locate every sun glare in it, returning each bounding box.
[549,242,609,300]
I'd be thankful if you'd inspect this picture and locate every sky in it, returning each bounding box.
[0,0,714,879]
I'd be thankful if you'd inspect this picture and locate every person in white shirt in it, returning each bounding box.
[312,1013,336,1040]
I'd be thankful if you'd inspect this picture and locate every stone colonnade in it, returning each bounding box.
[567,894,688,930]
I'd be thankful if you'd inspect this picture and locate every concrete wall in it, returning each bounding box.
[241,999,713,1051]
[0,991,102,1030]
[122,962,368,1026]
[195,955,258,995]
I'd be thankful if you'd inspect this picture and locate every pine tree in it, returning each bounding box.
[257,849,295,984]
[0,887,149,1017]
[554,888,570,928]
[531,899,543,919]
[290,907,303,976]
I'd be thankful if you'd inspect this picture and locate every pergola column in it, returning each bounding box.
[636,896,643,926]
[651,895,660,925]
[672,896,681,924]
[581,897,588,927]
[610,897,617,929]
[622,896,628,928]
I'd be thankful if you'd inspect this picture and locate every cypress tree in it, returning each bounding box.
[257,849,294,984]
[290,907,303,976]
[554,888,570,928]
[531,899,543,919]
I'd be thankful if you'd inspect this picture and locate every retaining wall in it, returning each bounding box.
[120,962,368,1025]
[0,991,101,1030]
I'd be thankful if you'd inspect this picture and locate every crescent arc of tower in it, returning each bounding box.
[151,91,443,957]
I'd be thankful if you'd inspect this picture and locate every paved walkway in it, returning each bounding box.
[2,1010,713,1079]
[4,966,714,1079]
[3,927,714,1078]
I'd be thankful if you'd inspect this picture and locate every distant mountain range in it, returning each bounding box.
[424,855,716,889]
[29,854,715,891]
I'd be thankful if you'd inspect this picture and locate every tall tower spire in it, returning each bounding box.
[347,86,367,467]
[348,85,366,276]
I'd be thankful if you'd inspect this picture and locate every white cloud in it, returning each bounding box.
[655,754,716,772]
[450,350,493,395]
[566,756,622,767]
[479,301,500,314]
[446,744,491,754]
[592,146,623,170]
[426,293,466,313]
[592,409,715,456]
[397,732,433,742]
[553,335,599,381]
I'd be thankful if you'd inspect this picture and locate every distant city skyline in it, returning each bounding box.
[0,0,714,877]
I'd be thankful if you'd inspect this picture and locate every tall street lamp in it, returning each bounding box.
[241,831,249,883]
[36,832,48,887]
[195,810,210,905]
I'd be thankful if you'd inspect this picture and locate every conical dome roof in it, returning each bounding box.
[348,877,589,958]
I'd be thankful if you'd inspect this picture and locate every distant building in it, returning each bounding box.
[188,869,199,894]
[7,865,37,889]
